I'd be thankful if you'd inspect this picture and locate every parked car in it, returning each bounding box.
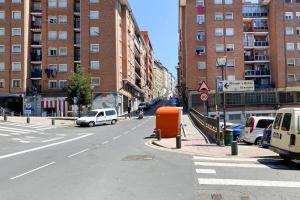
[261,123,272,148]
[241,116,274,145]
[270,108,300,160]
[76,108,118,127]
[227,124,245,141]
[138,102,150,109]
[219,122,237,130]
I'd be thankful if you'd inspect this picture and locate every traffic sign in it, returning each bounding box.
[198,81,209,92]
[220,80,254,92]
[200,92,209,102]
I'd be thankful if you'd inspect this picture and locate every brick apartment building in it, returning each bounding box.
[0,0,154,116]
[179,0,300,121]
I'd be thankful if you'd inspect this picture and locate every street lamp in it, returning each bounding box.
[216,56,227,146]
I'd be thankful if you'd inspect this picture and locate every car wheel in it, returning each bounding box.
[255,137,262,146]
[111,119,117,125]
[88,121,95,127]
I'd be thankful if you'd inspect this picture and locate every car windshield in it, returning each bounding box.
[84,111,98,117]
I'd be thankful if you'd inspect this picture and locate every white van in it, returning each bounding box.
[76,108,118,127]
[270,108,300,160]
[241,116,274,145]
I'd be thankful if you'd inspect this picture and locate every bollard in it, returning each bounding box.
[176,135,181,149]
[156,129,161,141]
[231,141,238,155]
[27,116,30,124]
[4,115,7,121]
[52,119,55,126]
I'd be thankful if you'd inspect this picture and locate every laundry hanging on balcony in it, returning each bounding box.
[197,5,203,14]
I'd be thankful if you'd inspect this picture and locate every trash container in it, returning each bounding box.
[156,107,182,138]
[224,129,233,146]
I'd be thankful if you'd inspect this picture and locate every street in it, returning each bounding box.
[0,102,300,200]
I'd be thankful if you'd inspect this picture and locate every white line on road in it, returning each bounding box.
[193,156,259,162]
[0,133,94,160]
[101,141,109,145]
[1,122,52,129]
[194,161,268,168]
[198,178,300,188]
[10,162,55,180]
[67,148,90,158]
[123,131,130,135]
[131,127,137,131]
[113,135,122,140]
[0,128,25,134]
[0,133,9,137]
[0,126,37,133]
[41,137,64,143]
[196,169,216,174]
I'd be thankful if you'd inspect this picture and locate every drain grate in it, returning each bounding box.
[122,155,154,161]
[211,193,223,200]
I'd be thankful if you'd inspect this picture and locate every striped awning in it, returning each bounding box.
[41,97,68,116]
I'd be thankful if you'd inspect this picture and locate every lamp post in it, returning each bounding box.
[216,56,227,146]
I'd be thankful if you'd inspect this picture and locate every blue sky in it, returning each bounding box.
[129,0,178,76]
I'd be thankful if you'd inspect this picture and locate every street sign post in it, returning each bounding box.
[220,80,254,92]
[200,92,208,102]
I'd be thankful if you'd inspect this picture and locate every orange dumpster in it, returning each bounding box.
[156,107,182,138]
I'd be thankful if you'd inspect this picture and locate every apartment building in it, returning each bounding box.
[0,0,154,116]
[179,0,300,121]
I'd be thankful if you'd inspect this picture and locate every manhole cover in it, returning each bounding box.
[122,155,154,161]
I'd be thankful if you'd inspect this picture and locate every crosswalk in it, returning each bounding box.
[193,156,300,189]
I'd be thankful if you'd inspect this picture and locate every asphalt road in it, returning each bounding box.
[1,100,300,200]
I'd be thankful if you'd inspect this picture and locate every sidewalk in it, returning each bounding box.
[150,114,277,158]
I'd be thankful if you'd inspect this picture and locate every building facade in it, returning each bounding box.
[179,0,300,121]
[0,0,153,116]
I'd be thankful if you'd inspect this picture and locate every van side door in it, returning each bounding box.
[96,111,105,125]
[280,113,293,150]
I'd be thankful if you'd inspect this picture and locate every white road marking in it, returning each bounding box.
[0,126,37,133]
[7,132,21,136]
[0,133,9,137]
[10,162,55,180]
[101,141,109,145]
[0,133,94,160]
[67,148,90,158]
[196,169,216,174]
[113,135,122,140]
[18,140,30,144]
[0,128,26,134]
[12,138,22,141]
[123,131,130,135]
[193,156,259,162]
[131,127,137,131]
[36,127,54,131]
[198,178,300,188]
[1,122,52,129]
[41,137,64,143]
[194,162,267,168]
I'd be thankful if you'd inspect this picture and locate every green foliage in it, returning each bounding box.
[66,68,93,116]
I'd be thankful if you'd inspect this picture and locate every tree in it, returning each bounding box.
[66,69,93,117]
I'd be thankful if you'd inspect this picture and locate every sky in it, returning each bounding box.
[129,0,178,77]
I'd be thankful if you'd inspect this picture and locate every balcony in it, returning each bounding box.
[244,41,269,48]
[30,69,42,79]
[245,69,271,77]
[135,72,141,80]
[31,54,42,62]
[134,59,141,68]
[134,45,140,57]
[74,55,80,62]
[27,85,42,95]
[74,22,80,29]
[243,5,268,18]
[31,22,42,29]
[31,40,41,46]
[74,3,80,13]
[31,3,42,13]
[74,39,80,46]
[244,55,270,62]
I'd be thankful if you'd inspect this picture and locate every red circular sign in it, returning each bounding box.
[200,92,208,102]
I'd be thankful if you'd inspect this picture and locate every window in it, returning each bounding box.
[273,113,283,130]
[197,61,206,69]
[215,28,223,36]
[0,45,4,53]
[58,31,67,40]
[0,79,4,88]
[288,74,296,82]
[58,0,67,8]
[12,28,21,36]
[90,44,99,53]
[226,28,234,36]
[59,80,67,89]
[227,59,235,67]
[227,75,235,81]
[225,12,233,20]
[288,58,295,66]
[297,27,300,35]
[90,11,99,19]
[58,64,67,72]
[48,80,57,89]
[197,15,205,24]
[216,44,224,52]
[90,0,99,3]
[0,62,4,71]
[48,0,57,8]
[0,0,4,3]
[196,0,205,7]
[297,43,300,50]
[12,62,21,71]
[296,12,300,20]
[215,12,223,21]
[106,110,116,116]
[196,47,205,54]
[48,47,57,56]
[49,16,57,24]
[285,12,293,20]
[256,119,273,129]
[0,28,4,36]
[224,0,232,4]
[285,0,292,3]
[281,113,292,131]
[91,77,100,85]
[48,64,57,70]
[58,15,67,24]
[0,11,4,19]
[90,27,99,36]
[12,79,21,88]
[286,27,294,35]
[12,0,21,3]
[226,44,234,52]
[287,43,295,51]
[91,61,100,70]
[197,31,205,41]
[59,47,67,56]
[48,31,57,40]
[12,11,21,20]
[296,58,300,66]
[12,44,21,53]
[214,0,222,4]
